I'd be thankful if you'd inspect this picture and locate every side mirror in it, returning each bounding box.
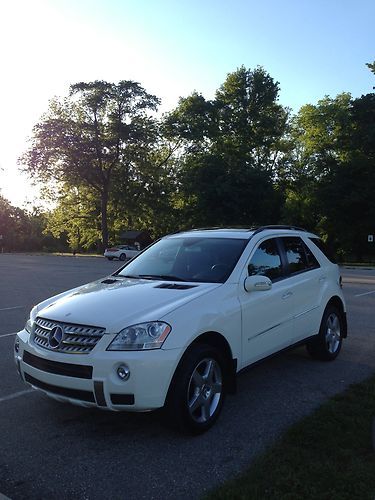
[244,275,272,292]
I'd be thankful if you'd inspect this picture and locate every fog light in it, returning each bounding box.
[117,364,130,381]
[14,339,20,353]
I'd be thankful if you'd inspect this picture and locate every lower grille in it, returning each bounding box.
[23,351,92,379]
[24,373,95,403]
[110,394,135,405]
[33,317,105,354]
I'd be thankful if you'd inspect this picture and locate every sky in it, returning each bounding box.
[0,0,374,208]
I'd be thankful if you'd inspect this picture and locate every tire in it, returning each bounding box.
[307,305,343,361]
[165,343,226,434]
[119,253,126,261]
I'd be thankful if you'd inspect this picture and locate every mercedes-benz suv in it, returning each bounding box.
[14,226,347,433]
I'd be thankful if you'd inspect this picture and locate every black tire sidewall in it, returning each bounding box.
[119,253,126,261]
[166,343,227,434]
[307,305,343,361]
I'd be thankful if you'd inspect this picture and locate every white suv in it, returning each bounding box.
[14,226,347,433]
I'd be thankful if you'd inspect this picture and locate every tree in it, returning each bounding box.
[0,194,58,251]
[366,60,375,76]
[20,81,160,249]
[164,66,289,227]
[286,89,375,260]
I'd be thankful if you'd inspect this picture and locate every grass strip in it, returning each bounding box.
[206,374,375,500]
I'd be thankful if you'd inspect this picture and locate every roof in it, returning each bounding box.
[167,225,313,240]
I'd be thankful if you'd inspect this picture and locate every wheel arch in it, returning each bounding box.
[325,296,347,338]
[187,331,237,394]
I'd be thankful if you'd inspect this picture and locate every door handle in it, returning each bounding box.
[282,291,293,300]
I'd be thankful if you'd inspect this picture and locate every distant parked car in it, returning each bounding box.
[104,245,140,261]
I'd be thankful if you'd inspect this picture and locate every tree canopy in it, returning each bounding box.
[20,80,160,249]
[11,62,375,261]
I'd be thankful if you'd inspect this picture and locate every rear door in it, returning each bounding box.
[278,236,324,343]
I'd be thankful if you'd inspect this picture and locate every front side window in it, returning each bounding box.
[248,238,283,281]
[116,237,247,283]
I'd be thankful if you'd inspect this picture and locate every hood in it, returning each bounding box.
[36,277,220,333]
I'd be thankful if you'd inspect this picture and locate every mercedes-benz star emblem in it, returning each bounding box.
[48,326,64,349]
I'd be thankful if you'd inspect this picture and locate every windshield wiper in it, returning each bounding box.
[137,274,187,282]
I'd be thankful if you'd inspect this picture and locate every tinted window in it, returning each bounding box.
[248,239,283,281]
[117,237,247,283]
[304,241,320,269]
[282,237,320,274]
[309,238,337,263]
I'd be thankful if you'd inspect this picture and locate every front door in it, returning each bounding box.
[238,238,294,367]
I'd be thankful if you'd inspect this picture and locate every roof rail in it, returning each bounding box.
[251,225,307,236]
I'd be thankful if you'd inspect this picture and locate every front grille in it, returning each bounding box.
[33,317,105,354]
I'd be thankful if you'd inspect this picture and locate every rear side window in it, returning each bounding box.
[248,238,283,281]
[282,237,320,274]
[309,238,337,263]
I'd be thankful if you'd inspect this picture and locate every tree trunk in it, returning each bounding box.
[100,188,109,251]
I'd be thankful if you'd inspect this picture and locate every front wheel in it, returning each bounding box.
[307,305,343,361]
[165,344,226,434]
[119,253,126,261]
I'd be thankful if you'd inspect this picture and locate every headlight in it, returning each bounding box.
[25,306,38,334]
[107,322,171,351]
[25,319,33,334]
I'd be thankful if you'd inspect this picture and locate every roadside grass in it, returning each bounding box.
[206,374,375,500]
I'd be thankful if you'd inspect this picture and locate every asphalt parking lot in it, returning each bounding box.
[1,255,375,500]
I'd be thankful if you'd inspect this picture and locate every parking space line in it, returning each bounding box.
[0,306,24,311]
[0,332,17,339]
[0,389,34,403]
[355,290,375,297]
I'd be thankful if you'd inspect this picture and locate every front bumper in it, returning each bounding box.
[15,329,180,411]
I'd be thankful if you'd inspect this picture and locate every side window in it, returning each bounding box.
[309,238,337,263]
[282,237,319,274]
[304,241,320,269]
[248,238,283,281]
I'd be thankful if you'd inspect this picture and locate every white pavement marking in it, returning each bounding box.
[0,306,24,311]
[355,290,375,297]
[0,389,34,403]
[0,332,17,339]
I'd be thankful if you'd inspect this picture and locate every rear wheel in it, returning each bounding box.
[119,253,126,261]
[165,344,226,434]
[307,305,343,361]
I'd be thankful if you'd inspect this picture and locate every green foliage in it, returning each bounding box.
[0,194,62,251]
[206,375,375,500]
[13,66,375,257]
[366,60,375,75]
[20,80,161,249]
[284,91,375,259]
[44,185,101,251]
[165,66,288,228]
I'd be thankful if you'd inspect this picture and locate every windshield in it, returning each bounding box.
[115,237,247,283]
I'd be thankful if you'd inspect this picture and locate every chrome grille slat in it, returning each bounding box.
[32,317,105,354]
